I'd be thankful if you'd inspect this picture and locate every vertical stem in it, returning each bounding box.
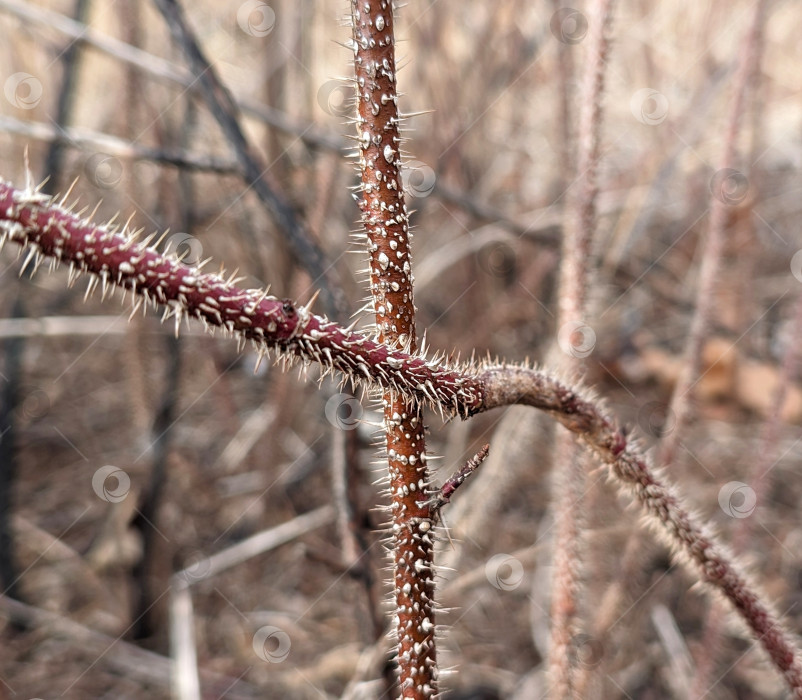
[351,3,436,698]
[549,1,614,695]
[42,0,91,193]
[659,0,767,468]
[0,295,24,600]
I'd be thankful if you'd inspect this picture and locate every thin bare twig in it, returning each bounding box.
[152,0,347,319]
[651,603,694,698]
[0,115,239,174]
[169,581,201,700]
[174,506,334,585]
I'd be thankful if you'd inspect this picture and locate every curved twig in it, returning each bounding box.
[0,180,801,696]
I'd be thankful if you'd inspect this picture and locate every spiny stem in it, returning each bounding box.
[0,179,482,414]
[659,0,766,468]
[480,366,802,697]
[1,180,801,695]
[550,1,615,693]
[351,1,436,696]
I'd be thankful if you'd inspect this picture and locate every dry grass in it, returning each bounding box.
[0,0,801,698]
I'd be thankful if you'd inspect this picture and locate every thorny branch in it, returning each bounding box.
[425,444,490,521]
[549,0,615,693]
[1,181,801,695]
[350,1,436,697]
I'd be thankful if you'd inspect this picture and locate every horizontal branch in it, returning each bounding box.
[0,115,239,174]
[0,180,482,414]
[0,179,800,695]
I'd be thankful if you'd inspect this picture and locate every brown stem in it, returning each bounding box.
[659,0,767,468]
[549,1,615,693]
[351,3,435,696]
[1,181,801,696]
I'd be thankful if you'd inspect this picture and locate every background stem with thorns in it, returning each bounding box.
[548,2,614,694]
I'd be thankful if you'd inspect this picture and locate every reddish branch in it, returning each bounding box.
[0,181,480,411]
[351,2,436,696]
[1,181,801,695]
[426,444,489,519]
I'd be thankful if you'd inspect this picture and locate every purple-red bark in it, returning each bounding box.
[351,2,435,695]
[1,180,801,696]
